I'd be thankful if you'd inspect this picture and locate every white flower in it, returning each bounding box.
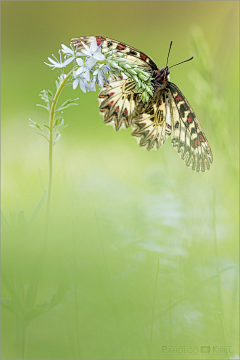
[73,75,87,93]
[60,44,85,67]
[72,67,97,93]
[45,58,64,69]
[75,58,90,81]
[85,80,96,92]
[81,38,105,68]
[44,51,67,69]
[94,69,104,87]
[100,64,110,74]
[63,57,75,66]
[72,69,92,93]
[93,65,110,87]
[61,44,84,57]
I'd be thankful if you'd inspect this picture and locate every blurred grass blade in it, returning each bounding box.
[28,189,47,224]
[25,278,70,321]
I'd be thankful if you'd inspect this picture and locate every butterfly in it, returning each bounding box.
[71,36,213,172]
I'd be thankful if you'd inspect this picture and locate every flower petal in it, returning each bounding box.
[85,80,96,92]
[47,57,58,65]
[76,58,84,66]
[44,62,55,68]
[76,67,84,75]
[81,41,91,53]
[63,56,75,66]
[98,71,104,87]
[79,79,86,93]
[61,44,73,55]
[102,66,110,73]
[73,79,79,90]
[76,51,86,57]
[91,82,96,91]
[81,49,91,56]
[90,37,98,53]
[45,57,65,68]
[83,68,90,81]
[93,52,105,61]
[86,56,98,69]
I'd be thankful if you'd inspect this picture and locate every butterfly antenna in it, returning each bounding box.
[166,40,173,67]
[169,56,194,69]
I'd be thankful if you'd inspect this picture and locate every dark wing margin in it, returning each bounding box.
[168,82,213,172]
[71,36,158,72]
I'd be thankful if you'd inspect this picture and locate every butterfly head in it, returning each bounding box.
[152,67,170,91]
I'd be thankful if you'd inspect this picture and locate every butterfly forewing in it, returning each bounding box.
[71,36,158,72]
[168,82,213,172]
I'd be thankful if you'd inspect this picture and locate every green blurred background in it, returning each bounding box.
[1,1,239,359]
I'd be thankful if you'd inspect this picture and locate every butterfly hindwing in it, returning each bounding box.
[99,75,142,130]
[168,82,213,172]
[132,90,172,150]
[71,36,158,72]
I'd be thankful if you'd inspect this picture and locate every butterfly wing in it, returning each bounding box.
[98,75,143,130]
[71,36,158,130]
[132,90,172,150]
[168,82,213,172]
[71,36,213,172]
[71,36,158,71]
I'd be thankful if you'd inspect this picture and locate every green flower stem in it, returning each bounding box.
[16,318,28,359]
[46,69,73,219]
[150,257,160,359]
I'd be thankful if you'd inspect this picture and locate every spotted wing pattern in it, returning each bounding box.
[71,36,158,72]
[71,36,213,172]
[132,90,172,150]
[71,36,158,130]
[168,82,213,172]
[99,76,142,130]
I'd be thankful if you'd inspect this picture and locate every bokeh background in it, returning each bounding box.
[1,1,239,359]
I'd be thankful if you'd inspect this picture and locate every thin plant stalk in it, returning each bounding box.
[150,257,160,359]
[72,229,82,358]
[212,189,228,354]
[16,318,28,359]
[169,299,172,345]
[46,69,73,221]
[94,208,124,358]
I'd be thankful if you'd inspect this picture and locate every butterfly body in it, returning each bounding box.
[71,36,213,172]
[151,67,170,91]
